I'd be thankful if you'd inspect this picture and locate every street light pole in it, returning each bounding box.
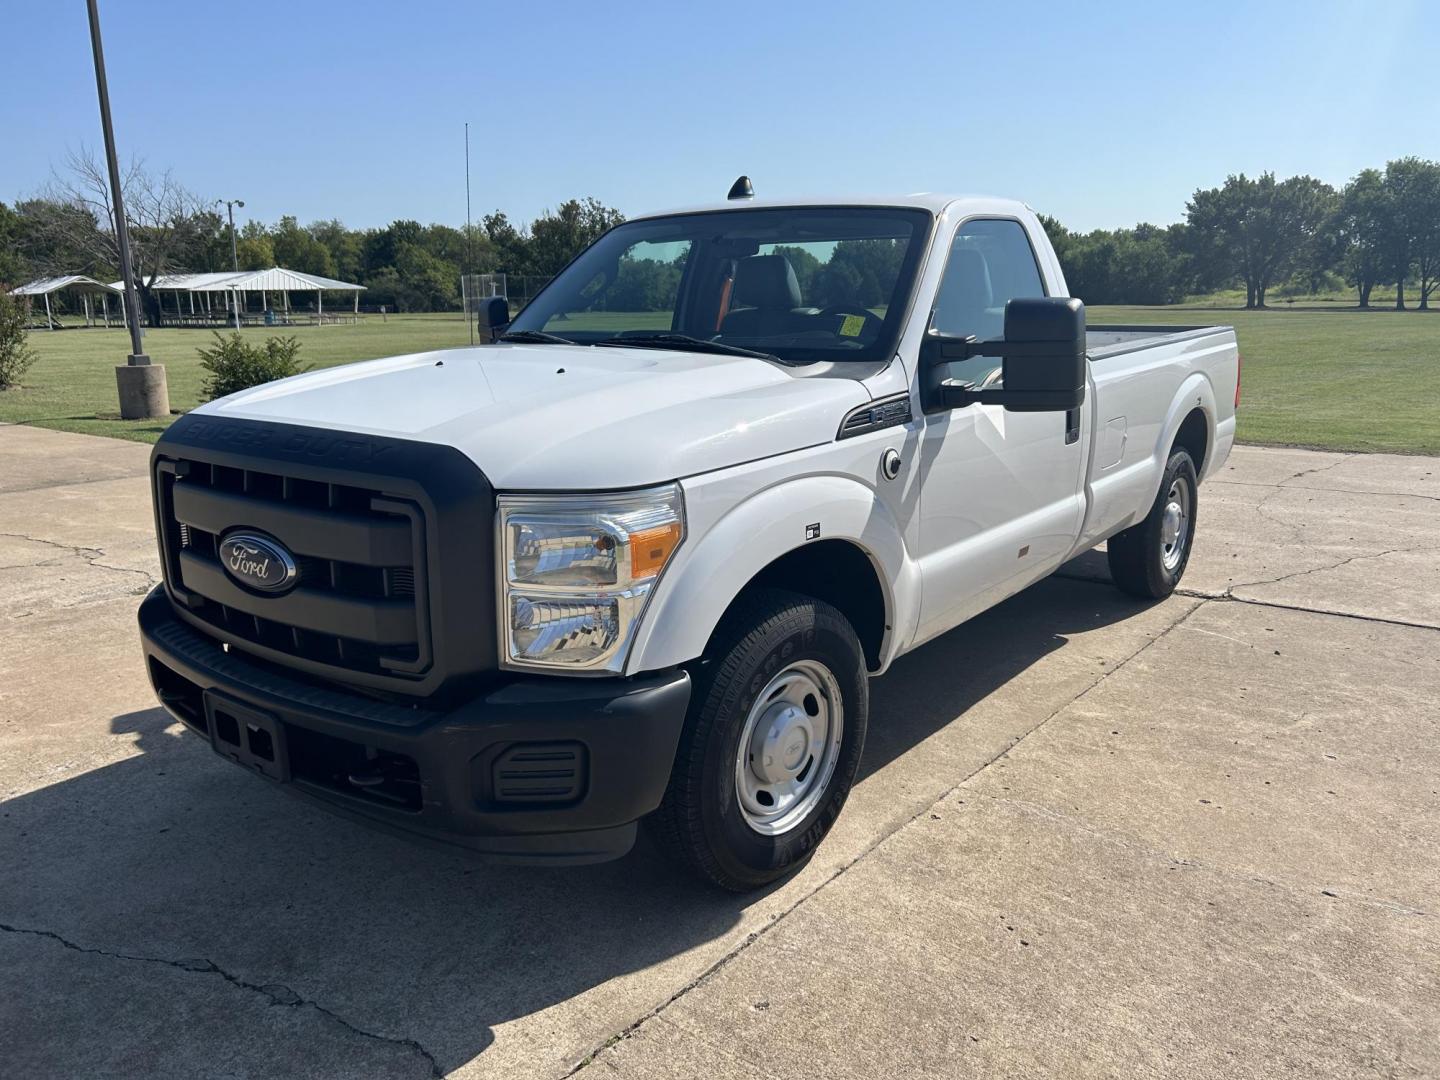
[86,0,168,420]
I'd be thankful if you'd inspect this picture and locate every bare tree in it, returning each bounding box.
[45,146,206,325]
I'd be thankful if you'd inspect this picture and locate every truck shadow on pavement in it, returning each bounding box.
[1,572,1145,1078]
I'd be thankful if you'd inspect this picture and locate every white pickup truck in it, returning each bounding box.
[140,188,1239,890]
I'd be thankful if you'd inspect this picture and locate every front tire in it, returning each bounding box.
[649,589,868,891]
[1107,447,1198,599]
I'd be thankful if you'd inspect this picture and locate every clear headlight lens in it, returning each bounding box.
[498,485,684,672]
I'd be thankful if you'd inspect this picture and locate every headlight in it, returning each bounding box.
[497,485,684,673]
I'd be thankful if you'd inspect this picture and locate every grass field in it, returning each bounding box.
[3,306,1438,454]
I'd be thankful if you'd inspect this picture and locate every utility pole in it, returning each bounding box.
[218,198,244,271]
[217,198,245,329]
[86,0,168,420]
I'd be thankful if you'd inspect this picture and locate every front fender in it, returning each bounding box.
[625,473,917,675]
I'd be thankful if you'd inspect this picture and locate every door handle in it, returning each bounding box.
[1064,408,1081,445]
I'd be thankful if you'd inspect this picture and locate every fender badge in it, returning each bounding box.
[805,523,821,541]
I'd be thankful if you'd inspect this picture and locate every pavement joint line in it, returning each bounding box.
[1209,479,1440,504]
[562,597,1207,1076]
[987,796,1433,920]
[0,471,152,496]
[0,922,443,1078]
[1051,571,1440,634]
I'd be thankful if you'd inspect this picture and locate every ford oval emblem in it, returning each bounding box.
[219,532,298,594]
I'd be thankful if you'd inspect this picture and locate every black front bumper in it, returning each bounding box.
[138,588,691,864]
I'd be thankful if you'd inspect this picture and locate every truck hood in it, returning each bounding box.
[194,342,872,490]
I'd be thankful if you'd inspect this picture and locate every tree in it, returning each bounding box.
[0,202,28,286]
[308,219,364,282]
[45,147,206,325]
[1381,158,1440,310]
[271,216,337,277]
[234,221,275,270]
[0,289,38,388]
[1336,169,1389,307]
[1185,172,1334,308]
[526,198,625,276]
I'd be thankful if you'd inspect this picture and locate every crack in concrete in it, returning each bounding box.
[1226,545,1418,593]
[565,599,1207,1075]
[1177,590,1440,633]
[0,922,442,1078]
[0,531,159,593]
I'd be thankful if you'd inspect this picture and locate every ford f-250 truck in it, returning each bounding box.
[139,188,1239,890]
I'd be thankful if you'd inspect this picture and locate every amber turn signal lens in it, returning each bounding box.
[630,521,683,579]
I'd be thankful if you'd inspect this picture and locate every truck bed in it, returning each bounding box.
[1086,324,1231,361]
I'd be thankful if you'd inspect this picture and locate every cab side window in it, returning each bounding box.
[931,219,1046,387]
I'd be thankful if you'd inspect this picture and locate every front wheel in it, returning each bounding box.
[649,589,868,891]
[1107,447,1198,599]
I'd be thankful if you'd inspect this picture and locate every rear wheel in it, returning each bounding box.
[649,589,868,891]
[1107,448,1198,599]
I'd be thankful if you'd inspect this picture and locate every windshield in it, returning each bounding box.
[507,206,933,364]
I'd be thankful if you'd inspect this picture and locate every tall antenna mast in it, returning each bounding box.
[465,121,474,345]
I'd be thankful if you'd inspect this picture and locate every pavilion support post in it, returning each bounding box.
[353,292,359,319]
[102,293,110,328]
[318,291,324,324]
[84,293,92,327]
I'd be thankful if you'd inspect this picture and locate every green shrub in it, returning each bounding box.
[0,290,37,389]
[198,332,305,401]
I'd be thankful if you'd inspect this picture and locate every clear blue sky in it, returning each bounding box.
[3,0,1435,234]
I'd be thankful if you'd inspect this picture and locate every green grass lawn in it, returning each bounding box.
[0,313,474,443]
[4,306,1438,454]
[1088,305,1440,455]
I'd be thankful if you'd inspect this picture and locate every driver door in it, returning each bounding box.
[912,217,1087,645]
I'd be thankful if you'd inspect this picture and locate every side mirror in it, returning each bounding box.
[480,296,510,341]
[921,297,1086,413]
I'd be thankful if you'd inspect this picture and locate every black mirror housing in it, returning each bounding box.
[995,297,1086,411]
[482,296,510,331]
[921,297,1086,414]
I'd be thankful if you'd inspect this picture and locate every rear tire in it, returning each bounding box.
[649,588,868,891]
[1107,448,1198,599]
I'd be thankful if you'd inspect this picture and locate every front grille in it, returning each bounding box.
[154,456,433,686]
[151,414,498,700]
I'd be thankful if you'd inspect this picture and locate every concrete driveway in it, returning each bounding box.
[1,424,1436,1079]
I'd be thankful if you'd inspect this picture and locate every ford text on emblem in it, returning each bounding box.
[219,533,298,593]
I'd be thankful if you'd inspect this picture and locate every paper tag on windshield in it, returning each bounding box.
[839,314,865,337]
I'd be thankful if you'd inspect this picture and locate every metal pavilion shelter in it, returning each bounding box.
[107,267,366,326]
[10,275,124,329]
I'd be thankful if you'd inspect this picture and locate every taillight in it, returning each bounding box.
[1234,353,1242,409]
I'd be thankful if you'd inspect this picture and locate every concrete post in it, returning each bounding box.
[115,363,169,420]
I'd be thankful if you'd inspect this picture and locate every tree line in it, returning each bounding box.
[1043,158,1440,309]
[0,149,624,324]
[2,151,1437,318]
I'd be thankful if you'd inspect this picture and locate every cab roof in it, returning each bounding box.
[631,192,1034,221]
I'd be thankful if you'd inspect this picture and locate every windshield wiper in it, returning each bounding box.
[498,329,577,345]
[594,333,789,364]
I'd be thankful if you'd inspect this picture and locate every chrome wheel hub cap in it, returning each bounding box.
[735,660,844,835]
[1160,476,1191,572]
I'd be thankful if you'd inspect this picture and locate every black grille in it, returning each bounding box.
[151,414,498,700]
[154,456,433,686]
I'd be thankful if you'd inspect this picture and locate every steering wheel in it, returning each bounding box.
[817,305,880,340]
